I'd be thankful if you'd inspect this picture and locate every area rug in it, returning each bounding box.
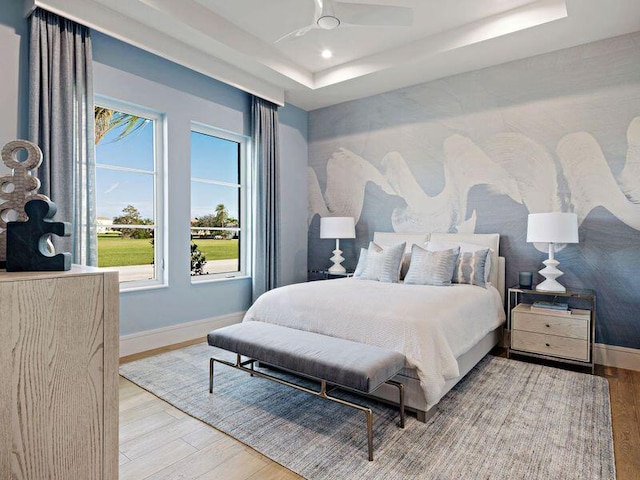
[120,343,615,480]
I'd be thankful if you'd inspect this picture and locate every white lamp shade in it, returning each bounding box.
[320,217,355,239]
[526,212,579,244]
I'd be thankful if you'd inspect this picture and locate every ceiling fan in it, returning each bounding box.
[275,0,414,43]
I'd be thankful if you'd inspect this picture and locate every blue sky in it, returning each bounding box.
[95,116,240,222]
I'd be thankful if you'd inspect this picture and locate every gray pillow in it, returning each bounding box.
[404,245,460,286]
[453,248,490,288]
[360,241,406,283]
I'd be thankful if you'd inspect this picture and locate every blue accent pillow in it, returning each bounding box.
[404,245,460,286]
[453,249,490,288]
[360,241,406,283]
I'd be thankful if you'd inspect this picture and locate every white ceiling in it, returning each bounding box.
[30,0,640,110]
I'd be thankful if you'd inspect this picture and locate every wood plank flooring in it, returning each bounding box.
[118,377,301,480]
[120,344,640,480]
[602,365,640,480]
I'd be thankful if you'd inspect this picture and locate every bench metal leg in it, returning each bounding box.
[209,357,215,393]
[209,356,379,461]
[385,380,405,428]
[365,409,373,461]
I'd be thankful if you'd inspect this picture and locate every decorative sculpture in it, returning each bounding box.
[1,139,71,271]
[6,199,71,271]
[0,140,49,266]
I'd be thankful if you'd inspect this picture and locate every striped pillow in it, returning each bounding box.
[404,245,460,286]
[427,241,493,285]
[453,249,490,288]
[360,241,406,283]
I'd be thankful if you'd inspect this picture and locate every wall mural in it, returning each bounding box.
[310,120,640,238]
[307,32,640,349]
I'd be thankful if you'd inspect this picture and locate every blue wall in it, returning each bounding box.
[0,8,308,336]
[308,32,640,349]
[278,103,309,287]
[92,32,308,335]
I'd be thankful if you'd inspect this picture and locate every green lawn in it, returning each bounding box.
[97,236,238,267]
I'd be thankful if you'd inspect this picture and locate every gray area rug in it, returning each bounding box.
[120,344,615,480]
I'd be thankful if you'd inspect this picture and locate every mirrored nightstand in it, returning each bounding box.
[507,286,596,373]
[307,269,354,281]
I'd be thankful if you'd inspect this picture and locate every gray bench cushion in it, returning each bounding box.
[207,322,405,394]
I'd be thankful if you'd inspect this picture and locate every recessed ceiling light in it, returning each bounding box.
[321,49,333,59]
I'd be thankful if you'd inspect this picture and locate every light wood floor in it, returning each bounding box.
[120,342,640,480]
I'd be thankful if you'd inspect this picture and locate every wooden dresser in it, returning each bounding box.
[0,266,119,480]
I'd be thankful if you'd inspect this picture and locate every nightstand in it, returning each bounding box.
[507,286,596,373]
[308,269,354,281]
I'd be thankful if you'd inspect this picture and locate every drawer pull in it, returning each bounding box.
[545,324,550,328]
[545,343,550,347]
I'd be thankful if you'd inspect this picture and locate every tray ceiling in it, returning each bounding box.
[28,0,640,110]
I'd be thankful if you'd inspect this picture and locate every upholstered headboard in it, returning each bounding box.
[372,232,506,305]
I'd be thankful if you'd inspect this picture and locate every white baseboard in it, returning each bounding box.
[594,343,640,371]
[120,311,245,357]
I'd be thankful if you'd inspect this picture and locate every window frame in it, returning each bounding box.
[189,121,251,283]
[94,95,167,291]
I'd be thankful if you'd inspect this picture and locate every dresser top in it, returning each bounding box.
[0,264,118,282]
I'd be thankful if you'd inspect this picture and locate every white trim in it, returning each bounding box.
[28,0,285,106]
[94,95,167,290]
[189,122,250,282]
[594,343,640,372]
[119,311,245,357]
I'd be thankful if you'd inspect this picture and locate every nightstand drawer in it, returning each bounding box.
[511,330,589,362]
[512,305,589,340]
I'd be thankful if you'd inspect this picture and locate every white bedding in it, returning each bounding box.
[243,278,506,408]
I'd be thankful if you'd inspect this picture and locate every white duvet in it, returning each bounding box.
[244,278,505,407]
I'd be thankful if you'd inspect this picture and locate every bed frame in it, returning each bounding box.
[370,232,506,422]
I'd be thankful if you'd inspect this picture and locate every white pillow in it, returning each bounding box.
[426,241,493,284]
[404,245,460,286]
[360,241,406,283]
[353,245,381,278]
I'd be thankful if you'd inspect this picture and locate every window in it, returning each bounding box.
[94,98,165,287]
[190,123,249,281]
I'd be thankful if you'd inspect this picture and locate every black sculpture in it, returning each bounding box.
[6,198,71,272]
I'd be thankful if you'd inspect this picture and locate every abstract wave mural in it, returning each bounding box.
[307,32,640,348]
[309,120,640,244]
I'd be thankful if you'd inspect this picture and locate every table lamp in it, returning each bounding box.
[320,217,355,274]
[526,212,579,292]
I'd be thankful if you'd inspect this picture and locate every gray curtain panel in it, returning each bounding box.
[28,8,97,266]
[251,96,280,302]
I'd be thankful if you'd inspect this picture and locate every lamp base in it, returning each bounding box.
[327,262,347,275]
[535,257,566,293]
[327,239,346,274]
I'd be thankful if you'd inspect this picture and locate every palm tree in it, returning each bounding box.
[214,203,228,228]
[94,106,147,145]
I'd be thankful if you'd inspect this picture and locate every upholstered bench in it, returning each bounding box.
[207,321,406,461]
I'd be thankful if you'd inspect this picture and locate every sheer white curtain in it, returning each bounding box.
[251,96,280,302]
[28,8,97,266]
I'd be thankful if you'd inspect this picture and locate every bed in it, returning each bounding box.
[244,232,506,421]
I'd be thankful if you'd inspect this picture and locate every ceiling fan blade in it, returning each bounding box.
[274,23,318,44]
[313,0,323,18]
[334,2,413,27]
